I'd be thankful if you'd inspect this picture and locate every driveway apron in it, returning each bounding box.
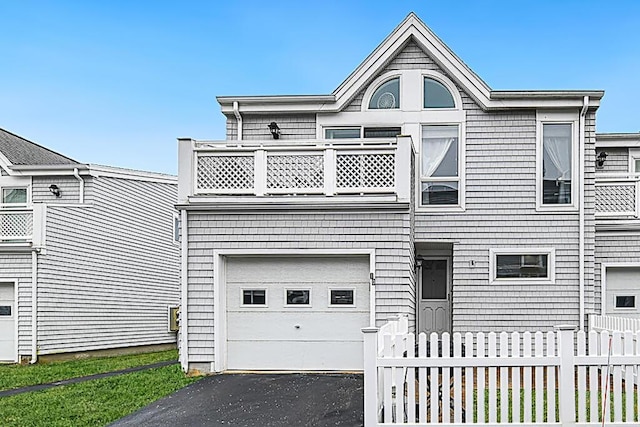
[109,373,364,427]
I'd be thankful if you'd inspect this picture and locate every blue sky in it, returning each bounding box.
[1,1,638,175]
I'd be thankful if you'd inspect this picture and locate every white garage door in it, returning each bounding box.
[605,267,640,318]
[0,283,15,361]
[226,256,370,371]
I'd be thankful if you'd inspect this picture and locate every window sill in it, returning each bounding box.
[417,205,465,213]
[490,278,555,285]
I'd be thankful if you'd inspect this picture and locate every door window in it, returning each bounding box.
[421,259,447,299]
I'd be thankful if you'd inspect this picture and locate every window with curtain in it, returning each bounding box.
[368,78,400,109]
[542,123,572,205]
[2,188,27,206]
[421,125,459,205]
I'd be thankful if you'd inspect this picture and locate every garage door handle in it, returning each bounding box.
[294,324,301,329]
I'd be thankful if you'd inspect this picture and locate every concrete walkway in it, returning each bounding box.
[110,373,364,427]
[0,360,178,398]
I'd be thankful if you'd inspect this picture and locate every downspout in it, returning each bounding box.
[579,96,589,331]
[179,209,189,372]
[73,168,84,203]
[233,101,243,140]
[30,250,38,363]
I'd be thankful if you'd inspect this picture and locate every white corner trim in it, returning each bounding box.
[211,248,377,372]
[489,247,556,285]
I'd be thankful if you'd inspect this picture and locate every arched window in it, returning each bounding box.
[368,78,400,109]
[424,77,455,108]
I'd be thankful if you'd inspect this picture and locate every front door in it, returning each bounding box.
[418,258,451,334]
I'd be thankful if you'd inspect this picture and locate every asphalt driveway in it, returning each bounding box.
[110,373,364,427]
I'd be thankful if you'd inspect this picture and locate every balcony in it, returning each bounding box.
[0,205,45,247]
[178,137,413,206]
[596,173,640,218]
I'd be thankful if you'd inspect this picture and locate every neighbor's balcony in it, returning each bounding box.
[596,173,640,218]
[178,137,413,206]
[0,205,45,246]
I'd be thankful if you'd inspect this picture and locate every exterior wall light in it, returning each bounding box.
[49,184,61,197]
[267,122,281,139]
[596,151,607,169]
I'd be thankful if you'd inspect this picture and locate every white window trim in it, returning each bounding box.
[362,72,402,112]
[629,148,640,173]
[324,127,362,139]
[0,186,31,209]
[536,111,579,212]
[421,70,463,111]
[612,294,636,310]
[284,288,312,308]
[328,287,356,307]
[239,288,268,307]
[417,122,466,212]
[489,248,556,285]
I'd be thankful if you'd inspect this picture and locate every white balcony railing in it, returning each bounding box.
[595,173,640,218]
[179,138,413,203]
[0,208,33,241]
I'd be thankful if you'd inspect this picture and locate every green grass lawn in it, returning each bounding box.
[0,350,201,427]
[0,364,199,427]
[0,349,179,391]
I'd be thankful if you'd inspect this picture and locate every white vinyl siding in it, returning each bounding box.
[35,176,179,354]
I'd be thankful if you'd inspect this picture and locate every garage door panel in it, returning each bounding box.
[606,267,640,317]
[227,341,364,371]
[225,256,370,371]
[228,311,369,341]
[226,256,369,283]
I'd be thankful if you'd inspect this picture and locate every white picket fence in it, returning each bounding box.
[591,314,640,333]
[363,319,640,426]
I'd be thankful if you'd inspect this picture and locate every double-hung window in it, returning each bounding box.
[421,125,460,206]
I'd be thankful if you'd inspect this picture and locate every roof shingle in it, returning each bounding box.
[0,128,79,166]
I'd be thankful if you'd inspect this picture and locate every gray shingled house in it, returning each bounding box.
[0,128,179,363]
[176,13,638,373]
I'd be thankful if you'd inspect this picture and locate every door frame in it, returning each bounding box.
[212,248,376,373]
[0,280,18,363]
[417,256,452,334]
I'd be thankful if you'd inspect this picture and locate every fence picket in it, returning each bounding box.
[601,330,611,423]
[499,332,508,423]
[545,331,556,422]
[453,333,463,424]
[477,332,486,424]
[511,331,521,424]
[406,333,416,424]
[394,333,405,423]
[441,332,451,424]
[487,332,497,423]
[588,330,599,423]
[636,331,640,424]
[429,332,439,424]
[383,333,393,423]
[418,333,427,424]
[612,331,623,423]
[464,332,473,425]
[623,331,634,422]
[523,331,532,423]
[534,331,544,423]
[576,330,587,422]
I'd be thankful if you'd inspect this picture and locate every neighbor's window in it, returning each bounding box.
[242,289,266,305]
[421,125,459,206]
[2,188,27,206]
[424,78,455,108]
[325,128,361,139]
[368,78,400,109]
[286,290,310,305]
[542,123,572,205]
[330,289,354,306]
[496,254,549,279]
[615,296,635,308]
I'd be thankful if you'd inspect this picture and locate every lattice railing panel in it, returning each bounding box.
[197,155,254,191]
[596,183,636,214]
[336,153,395,190]
[267,154,324,190]
[0,212,32,239]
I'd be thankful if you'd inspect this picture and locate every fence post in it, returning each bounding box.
[363,326,379,427]
[555,324,577,426]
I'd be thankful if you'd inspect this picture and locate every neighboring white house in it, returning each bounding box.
[176,13,635,374]
[0,128,179,363]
